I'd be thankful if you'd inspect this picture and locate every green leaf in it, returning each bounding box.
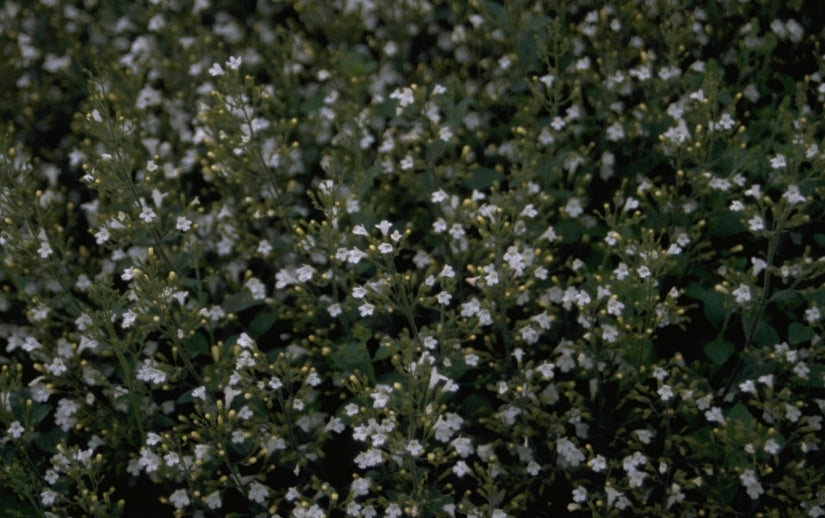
[184,332,208,359]
[34,427,66,454]
[463,167,503,191]
[29,403,51,427]
[707,210,744,238]
[703,291,727,329]
[788,322,815,345]
[704,338,734,366]
[373,343,395,362]
[339,49,377,77]
[249,307,278,338]
[753,321,779,348]
[462,393,493,418]
[727,402,753,428]
[330,341,374,381]
[222,291,260,313]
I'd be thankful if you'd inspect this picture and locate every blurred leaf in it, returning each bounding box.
[727,402,753,428]
[0,488,39,518]
[223,291,259,313]
[185,332,209,359]
[34,427,66,454]
[788,322,814,344]
[752,321,779,348]
[463,167,503,191]
[249,307,278,338]
[339,49,377,77]
[461,393,493,418]
[373,343,394,362]
[707,210,744,238]
[330,341,375,381]
[704,338,734,366]
[479,0,508,28]
[29,403,51,427]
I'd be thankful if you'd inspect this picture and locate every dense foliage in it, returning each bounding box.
[1,0,825,517]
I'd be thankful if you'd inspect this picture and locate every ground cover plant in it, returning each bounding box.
[1,0,825,516]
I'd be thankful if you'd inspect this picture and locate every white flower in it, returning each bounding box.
[169,489,190,509]
[782,184,806,205]
[7,421,25,439]
[327,303,342,317]
[769,153,787,169]
[436,291,452,306]
[248,482,270,504]
[205,491,222,509]
[452,460,471,477]
[139,206,157,223]
[359,302,375,317]
[739,469,764,499]
[226,55,242,70]
[245,276,267,300]
[747,215,764,233]
[658,385,674,401]
[208,62,224,76]
[732,284,751,304]
[704,406,726,426]
[37,241,53,259]
[175,216,192,232]
[564,197,584,218]
[41,489,58,506]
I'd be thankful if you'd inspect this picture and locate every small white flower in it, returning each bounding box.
[7,421,25,439]
[248,481,270,504]
[782,184,806,205]
[658,385,674,401]
[226,55,242,70]
[208,62,224,76]
[327,303,342,317]
[769,153,786,170]
[38,241,53,258]
[175,216,192,232]
[169,489,190,509]
[747,215,764,233]
[359,302,375,317]
[139,206,157,223]
[732,284,751,304]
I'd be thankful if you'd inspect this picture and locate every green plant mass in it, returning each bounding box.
[1,0,825,516]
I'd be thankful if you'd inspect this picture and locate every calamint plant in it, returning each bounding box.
[1,0,824,517]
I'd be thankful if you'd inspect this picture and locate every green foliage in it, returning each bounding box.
[1,0,824,516]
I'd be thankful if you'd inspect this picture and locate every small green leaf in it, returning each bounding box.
[727,402,753,428]
[34,427,66,454]
[373,344,395,362]
[249,307,278,338]
[29,403,51,426]
[704,338,734,366]
[185,332,208,358]
[703,291,727,329]
[330,341,374,381]
[788,322,815,344]
[223,291,259,313]
[339,49,377,77]
[463,167,503,191]
[753,322,779,348]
